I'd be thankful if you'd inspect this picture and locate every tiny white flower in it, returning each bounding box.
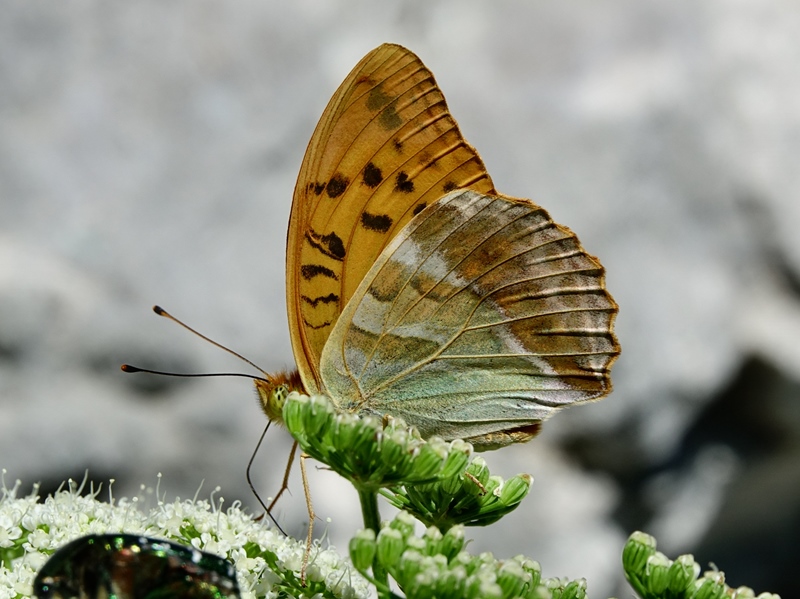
[21,550,48,572]
[26,528,51,550]
[0,523,21,549]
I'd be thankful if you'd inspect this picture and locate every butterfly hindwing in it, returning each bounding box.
[287,44,495,392]
[320,190,619,449]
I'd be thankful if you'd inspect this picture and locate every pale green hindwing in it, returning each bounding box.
[319,189,619,445]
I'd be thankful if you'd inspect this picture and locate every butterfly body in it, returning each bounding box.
[256,44,619,451]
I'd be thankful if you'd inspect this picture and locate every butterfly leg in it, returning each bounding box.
[465,471,487,496]
[299,451,316,586]
[267,439,299,514]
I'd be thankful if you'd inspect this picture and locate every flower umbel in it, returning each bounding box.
[283,393,472,489]
[283,392,531,532]
[621,531,780,599]
[382,457,532,530]
[348,511,585,599]
[0,475,368,599]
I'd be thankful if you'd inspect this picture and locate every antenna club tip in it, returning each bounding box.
[152,305,166,315]
[120,364,140,373]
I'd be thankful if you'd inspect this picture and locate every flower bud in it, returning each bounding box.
[348,529,376,575]
[515,556,542,590]
[466,458,490,489]
[405,535,426,553]
[385,443,417,482]
[496,559,528,598]
[561,578,588,599]
[307,394,335,436]
[435,564,468,598]
[376,528,405,571]
[438,441,471,480]
[422,526,443,556]
[414,441,449,481]
[485,475,503,497]
[388,511,417,539]
[438,525,466,560]
[499,474,532,506]
[668,554,699,593]
[692,572,727,599]
[645,552,671,594]
[466,569,503,599]
[622,531,657,577]
[396,549,423,587]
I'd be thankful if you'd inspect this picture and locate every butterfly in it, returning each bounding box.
[255,43,619,451]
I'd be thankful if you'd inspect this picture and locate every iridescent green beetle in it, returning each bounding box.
[33,534,239,599]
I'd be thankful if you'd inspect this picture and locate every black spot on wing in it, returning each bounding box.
[361,211,393,233]
[412,202,427,216]
[363,162,383,188]
[366,85,403,129]
[395,172,414,193]
[301,293,339,307]
[378,101,403,130]
[442,180,458,192]
[356,74,375,88]
[303,318,333,330]
[301,264,338,281]
[310,182,326,195]
[326,174,349,198]
[306,230,346,261]
[366,86,392,111]
[393,139,403,152]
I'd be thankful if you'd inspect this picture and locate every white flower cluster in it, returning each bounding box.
[0,473,369,599]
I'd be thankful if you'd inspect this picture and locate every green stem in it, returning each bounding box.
[625,574,648,599]
[357,485,389,591]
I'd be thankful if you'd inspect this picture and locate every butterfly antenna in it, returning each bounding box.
[150,305,271,378]
[119,364,265,380]
[246,421,287,535]
[122,306,295,538]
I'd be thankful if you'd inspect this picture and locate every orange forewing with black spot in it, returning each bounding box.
[287,44,496,391]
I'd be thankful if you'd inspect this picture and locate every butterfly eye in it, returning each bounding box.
[273,384,290,408]
[255,380,292,424]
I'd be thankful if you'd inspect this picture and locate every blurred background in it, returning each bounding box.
[2,1,799,596]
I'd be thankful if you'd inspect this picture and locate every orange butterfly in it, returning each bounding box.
[255,43,619,450]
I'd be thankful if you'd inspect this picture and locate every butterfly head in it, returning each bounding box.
[254,369,304,425]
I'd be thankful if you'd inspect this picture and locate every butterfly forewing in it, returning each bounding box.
[287,44,495,391]
[320,190,619,449]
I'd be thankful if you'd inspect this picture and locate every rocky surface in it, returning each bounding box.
[2,2,799,596]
